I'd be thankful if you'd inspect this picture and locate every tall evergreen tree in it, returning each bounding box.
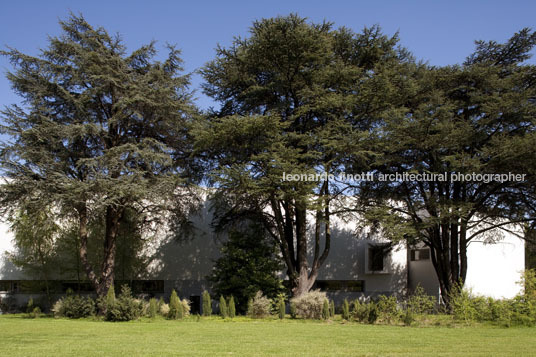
[354,29,536,307]
[0,14,199,298]
[198,14,409,296]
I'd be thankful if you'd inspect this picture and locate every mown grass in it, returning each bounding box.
[0,314,535,356]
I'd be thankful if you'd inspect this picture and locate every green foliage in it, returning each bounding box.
[219,296,228,318]
[278,296,286,320]
[329,300,335,318]
[148,298,158,319]
[352,299,378,324]
[202,291,212,316]
[26,298,34,314]
[0,13,199,298]
[28,307,41,319]
[168,290,184,320]
[106,286,116,310]
[376,295,399,323]
[208,225,284,314]
[247,291,272,318]
[322,299,330,320]
[105,285,143,322]
[228,296,236,319]
[289,302,297,319]
[342,299,350,320]
[56,294,96,319]
[407,286,435,314]
[290,290,327,319]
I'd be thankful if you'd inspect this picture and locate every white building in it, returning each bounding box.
[0,198,526,311]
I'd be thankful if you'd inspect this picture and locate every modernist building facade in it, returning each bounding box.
[0,198,526,311]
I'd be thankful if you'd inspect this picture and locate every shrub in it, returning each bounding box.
[160,303,170,316]
[407,286,435,314]
[278,296,286,319]
[148,298,158,318]
[290,290,326,319]
[26,298,34,313]
[105,285,143,322]
[28,306,41,318]
[352,299,377,324]
[219,295,228,318]
[181,299,191,317]
[376,295,399,323]
[202,290,212,316]
[368,303,378,324]
[57,294,96,318]
[322,299,330,320]
[168,290,184,320]
[330,300,335,318]
[247,291,272,318]
[290,301,297,319]
[228,296,236,318]
[342,299,350,320]
[450,287,477,322]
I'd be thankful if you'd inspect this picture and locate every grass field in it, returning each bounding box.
[1,315,535,356]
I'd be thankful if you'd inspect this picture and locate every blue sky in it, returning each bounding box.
[1,0,535,110]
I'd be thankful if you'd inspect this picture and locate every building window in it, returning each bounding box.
[367,243,391,273]
[313,280,364,292]
[410,248,430,261]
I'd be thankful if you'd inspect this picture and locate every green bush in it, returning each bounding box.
[407,286,435,314]
[290,301,297,319]
[228,296,236,318]
[278,297,285,319]
[28,306,41,319]
[148,298,158,318]
[105,285,143,322]
[247,291,272,318]
[322,299,330,320]
[56,294,96,319]
[290,290,326,319]
[342,299,350,320]
[219,295,228,318]
[26,298,34,313]
[202,290,212,316]
[352,299,377,324]
[330,300,335,318]
[168,290,184,320]
[376,295,399,323]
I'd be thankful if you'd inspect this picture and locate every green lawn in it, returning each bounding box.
[1,315,535,356]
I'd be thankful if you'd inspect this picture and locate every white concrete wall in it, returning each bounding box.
[464,230,524,299]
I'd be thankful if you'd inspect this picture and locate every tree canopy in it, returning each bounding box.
[0,14,199,298]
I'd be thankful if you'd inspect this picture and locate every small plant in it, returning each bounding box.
[148,298,158,318]
[228,296,236,318]
[26,298,34,314]
[407,286,435,314]
[330,300,335,318]
[56,294,96,319]
[278,295,286,319]
[290,301,297,319]
[160,303,170,316]
[368,302,378,324]
[376,295,399,323]
[342,299,350,320]
[247,291,272,318]
[105,285,143,322]
[202,290,212,316]
[28,306,41,318]
[168,290,184,319]
[290,290,327,319]
[219,295,228,318]
[322,299,330,320]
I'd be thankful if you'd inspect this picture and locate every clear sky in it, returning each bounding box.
[1,0,535,111]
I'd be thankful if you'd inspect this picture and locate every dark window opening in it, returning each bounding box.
[410,248,430,261]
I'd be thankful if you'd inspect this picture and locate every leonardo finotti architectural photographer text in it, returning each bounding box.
[282,172,527,183]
